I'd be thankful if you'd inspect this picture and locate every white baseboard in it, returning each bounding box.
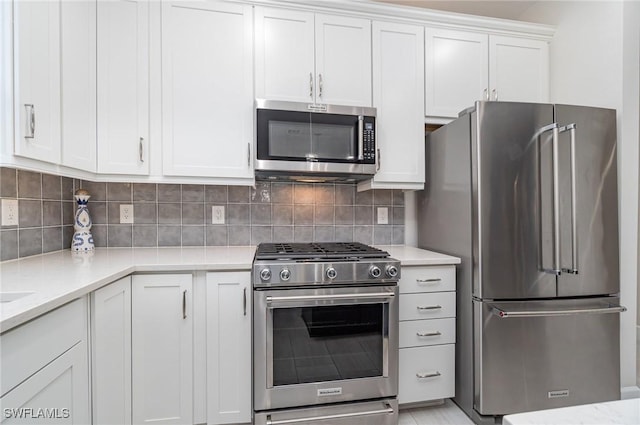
[621,386,640,399]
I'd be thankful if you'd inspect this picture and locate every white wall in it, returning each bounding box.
[520,0,639,394]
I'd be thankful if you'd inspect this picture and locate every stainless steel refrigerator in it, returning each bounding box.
[417,101,627,423]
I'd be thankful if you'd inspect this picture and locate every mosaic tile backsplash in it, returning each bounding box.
[0,167,405,261]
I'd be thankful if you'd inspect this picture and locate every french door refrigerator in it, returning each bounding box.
[417,101,626,423]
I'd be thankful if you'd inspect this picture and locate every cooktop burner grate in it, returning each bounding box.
[255,242,389,260]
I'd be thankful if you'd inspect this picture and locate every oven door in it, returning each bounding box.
[253,285,399,411]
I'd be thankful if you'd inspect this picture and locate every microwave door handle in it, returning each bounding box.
[358,115,364,160]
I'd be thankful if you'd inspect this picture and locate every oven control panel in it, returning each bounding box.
[253,259,401,287]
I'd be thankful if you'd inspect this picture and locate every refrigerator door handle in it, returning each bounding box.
[559,123,579,274]
[537,123,562,275]
[490,304,627,318]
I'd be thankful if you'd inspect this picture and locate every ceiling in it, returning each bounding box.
[373,0,539,20]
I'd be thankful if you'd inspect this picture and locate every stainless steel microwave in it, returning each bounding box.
[255,99,377,181]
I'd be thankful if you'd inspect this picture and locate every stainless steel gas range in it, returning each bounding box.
[252,242,400,425]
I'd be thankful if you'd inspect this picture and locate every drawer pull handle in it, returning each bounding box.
[416,278,442,284]
[417,371,441,379]
[417,305,442,311]
[416,331,441,337]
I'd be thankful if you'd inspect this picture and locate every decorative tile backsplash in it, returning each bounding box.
[0,167,405,261]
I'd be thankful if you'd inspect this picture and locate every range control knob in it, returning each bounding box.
[280,268,291,281]
[386,265,399,278]
[326,267,337,280]
[369,266,382,278]
[260,268,271,281]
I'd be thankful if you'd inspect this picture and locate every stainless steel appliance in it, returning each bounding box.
[255,99,377,181]
[252,242,400,425]
[417,101,627,423]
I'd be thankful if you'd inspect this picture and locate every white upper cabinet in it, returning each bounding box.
[425,28,487,118]
[60,0,97,172]
[13,0,61,164]
[97,0,150,175]
[162,0,254,181]
[425,29,549,118]
[255,7,372,106]
[360,21,425,191]
[489,35,549,103]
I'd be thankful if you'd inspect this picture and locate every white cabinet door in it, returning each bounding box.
[91,277,132,425]
[162,1,254,181]
[132,274,193,425]
[206,272,251,425]
[254,7,315,103]
[425,28,488,118]
[0,341,90,424]
[489,35,549,103]
[97,0,149,175]
[362,21,424,190]
[13,0,61,164]
[315,14,371,106]
[60,0,96,172]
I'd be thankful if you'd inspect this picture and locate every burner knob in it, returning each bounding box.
[386,265,399,278]
[369,266,382,278]
[326,267,337,280]
[280,268,291,281]
[260,268,272,281]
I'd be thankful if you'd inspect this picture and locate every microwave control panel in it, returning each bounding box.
[362,118,376,163]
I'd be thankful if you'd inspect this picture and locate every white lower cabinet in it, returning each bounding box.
[0,298,90,424]
[398,265,456,405]
[91,276,132,425]
[206,272,252,424]
[132,274,193,425]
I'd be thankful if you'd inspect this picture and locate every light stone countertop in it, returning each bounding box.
[0,245,460,333]
[502,398,640,425]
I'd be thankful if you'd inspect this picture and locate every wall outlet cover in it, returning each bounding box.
[377,207,389,225]
[211,206,225,224]
[1,199,19,226]
[120,204,134,224]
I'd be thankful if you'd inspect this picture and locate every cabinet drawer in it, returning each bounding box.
[398,344,455,404]
[1,297,87,397]
[399,318,455,348]
[399,292,455,321]
[399,266,455,294]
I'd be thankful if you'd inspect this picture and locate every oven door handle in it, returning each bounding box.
[266,402,394,425]
[266,292,394,306]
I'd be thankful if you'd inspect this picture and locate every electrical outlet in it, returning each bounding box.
[377,207,389,225]
[211,206,225,224]
[120,204,134,224]
[1,199,19,226]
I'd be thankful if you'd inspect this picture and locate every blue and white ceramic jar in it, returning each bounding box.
[72,189,95,252]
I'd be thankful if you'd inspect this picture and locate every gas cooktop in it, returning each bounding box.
[254,242,390,260]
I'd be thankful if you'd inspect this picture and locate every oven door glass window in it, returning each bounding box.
[271,303,384,386]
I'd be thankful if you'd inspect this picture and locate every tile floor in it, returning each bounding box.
[399,400,474,425]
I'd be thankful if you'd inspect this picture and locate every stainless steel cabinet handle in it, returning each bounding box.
[182,290,187,319]
[560,123,578,274]
[266,402,393,425]
[25,104,35,139]
[309,72,313,98]
[416,371,441,379]
[357,115,364,160]
[243,287,247,316]
[139,137,144,162]
[247,143,251,167]
[417,305,442,311]
[376,148,381,171]
[491,304,627,318]
[492,89,498,101]
[416,331,441,337]
[416,278,441,284]
[318,73,323,98]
